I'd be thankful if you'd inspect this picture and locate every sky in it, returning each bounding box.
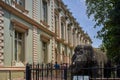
[62,0,102,48]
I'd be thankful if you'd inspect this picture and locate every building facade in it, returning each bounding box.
[0,0,92,67]
[0,0,92,79]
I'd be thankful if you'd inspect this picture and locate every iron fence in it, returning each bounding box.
[26,63,120,80]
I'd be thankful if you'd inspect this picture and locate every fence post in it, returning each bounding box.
[38,64,40,80]
[36,64,38,80]
[51,63,53,80]
[26,63,31,80]
[42,63,43,80]
[117,64,120,78]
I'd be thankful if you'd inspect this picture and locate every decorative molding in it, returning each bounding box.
[40,20,50,28]
[0,67,25,71]
[11,19,29,30]
[13,1,29,14]
[55,37,63,43]
[40,34,50,43]
[55,37,69,46]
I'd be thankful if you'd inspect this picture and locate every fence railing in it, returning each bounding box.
[26,63,120,80]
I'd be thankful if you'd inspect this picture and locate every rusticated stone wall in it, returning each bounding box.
[32,0,39,63]
[0,7,4,66]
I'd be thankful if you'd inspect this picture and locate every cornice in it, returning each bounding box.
[55,37,64,43]
[0,1,55,36]
[11,19,29,30]
[40,34,51,43]
[55,37,69,46]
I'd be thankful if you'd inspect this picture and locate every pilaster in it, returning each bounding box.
[0,7,4,66]
[32,0,39,64]
[32,0,39,22]
[51,0,55,63]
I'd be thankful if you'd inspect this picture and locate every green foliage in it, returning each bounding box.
[86,0,113,27]
[85,0,120,64]
[99,44,106,52]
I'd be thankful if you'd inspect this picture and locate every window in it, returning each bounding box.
[42,41,48,64]
[55,48,57,62]
[14,0,28,13]
[15,0,25,7]
[67,26,70,43]
[61,22,64,39]
[14,30,25,62]
[43,1,48,23]
[55,15,59,36]
[73,31,75,46]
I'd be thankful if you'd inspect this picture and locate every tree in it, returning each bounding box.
[85,0,120,64]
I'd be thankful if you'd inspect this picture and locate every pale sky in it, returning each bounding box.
[62,0,102,48]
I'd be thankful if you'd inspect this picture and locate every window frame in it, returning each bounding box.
[40,34,50,64]
[61,22,64,39]
[42,0,48,23]
[54,14,59,36]
[15,0,25,7]
[42,41,48,64]
[14,30,25,63]
[13,0,28,13]
[11,19,28,66]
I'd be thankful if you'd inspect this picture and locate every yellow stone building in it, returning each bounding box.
[0,0,92,79]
